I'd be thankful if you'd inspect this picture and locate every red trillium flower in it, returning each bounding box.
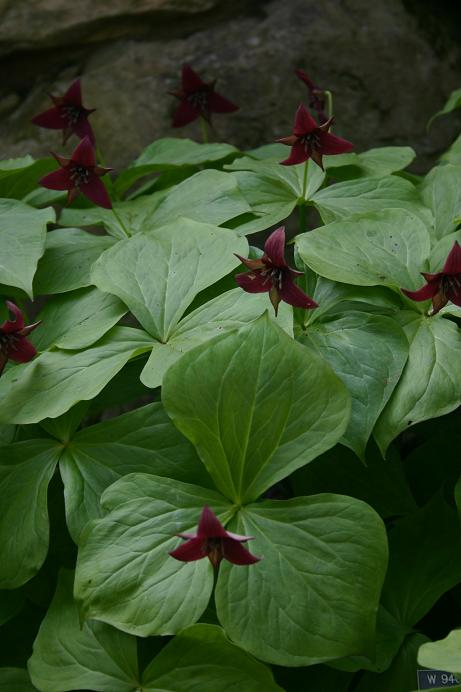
[401,241,461,315]
[39,136,112,209]
[0,302,40,375]
[32,78,96,145]
[235,226,318,316]
[170,64,238,127]
[295,69,328,124]
[277,103,353,169]
[169,506,261,568]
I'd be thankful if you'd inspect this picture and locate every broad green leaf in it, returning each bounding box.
[374,314,461,454]
[356,632,429,692]
[216,495,388,666]
[0,156,35,176]
[75,475,231,635]
[324,146,416,179]
[33,228,115,295]
[311,175,431,225]
[32,287,127,351]
[60,402,211,541]
[296,208,431,291]
[301,312,408,459]
[28,570,139,692]
[142,624,282,691]
[140,289,293,389]
[163,314,350,503]
[0,668,37,691]
[428,87,461,126]
[92,219,247,341]
[226,157,325,199]
[381,494,461,627]
[228,171,296,235]
[421,164,461,239]
[0,327,153,424]
[115,138,239,196]
[441,133,461,165]
[0,440,61,588]
[429,230,461,272]
[40,401,89,442]
[0,158,56,202]
[418,630,461,674]
[0,199,54,297]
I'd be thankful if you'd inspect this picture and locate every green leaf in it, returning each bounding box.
[226,157,325,200]
[142,624,282,691]
[163,314,350,503]
[311,176,431,225]
[301,312,409,459]
[0,158,56,202]
[92,219,247,341]
[421,164,461,239]
[428,87,461,126]
[28,569,139,692]
[0,440,61,588]
[32,287,127,351]
[75,475,231,635]
[418,630,461,675]
[324,147,416,179]
[296,209,431,291]
[374,314,461,454]
[33,228,115,295]
[115,138,239,196]
[140,289,293,389]
[216,496,388,666]
[60,402,211,541]
[228,171,296,235]
[441,133,461,165]
[381,494,461,627]
[0,199,54,297]
[0,668,37,691]
[0,327,153,424]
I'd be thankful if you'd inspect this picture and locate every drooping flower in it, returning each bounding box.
[39,136,112,208]
[169,506,261,568]
[277,103,353,169]
[295,69,328,123]
[401,241,461,315]
[235,226,318,316]
[0,301,40,375]
[170,64,238,127]
[32,78,96,145]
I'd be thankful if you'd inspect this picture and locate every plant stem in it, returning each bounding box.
[324,90,333,120]
[111,206,130,238]
[200,116,209,143]
[298,159,309,233]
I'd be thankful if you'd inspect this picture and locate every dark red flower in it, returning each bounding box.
[401,241,461,315]
[0,302,40,375]
[277,103,353,169]
[170,64,238,127]
[169,506,260,568]
[295,69,328,124]
[235,226,318,316]
[39,136,112,209]
[32,79,96,145]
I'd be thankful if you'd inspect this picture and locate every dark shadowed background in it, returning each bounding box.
[1,0,460,171]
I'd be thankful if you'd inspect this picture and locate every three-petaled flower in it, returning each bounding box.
[401,241,461,315]
[277,103,353,169]
[169,505,261,568]
[0,302,40,375]
[235,226,318,316]
[32,79,96,145]
[39,136,112,208]
[170,64,238,127]
[295,69,328,124]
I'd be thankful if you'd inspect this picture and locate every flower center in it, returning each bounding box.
[261,266,283,290]
[205,537,223,567]
[187,90,209,110]
[299,131,320,153]
[60,104,82,126]
[0,331,17,354]
[69,165,90,186]
[441,274,461,296]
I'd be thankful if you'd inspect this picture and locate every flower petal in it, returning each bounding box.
[401,281,439,302]
[73,117,96,144]
[264,226,287,267]
[234,254,265,270]
[222,538,261,565]
[293,103,318,136]
[318,130,354,155]
[279,276,318,309]
[172,100,200,127]
[31,106,66,129]
[39,167,72,191]
[1,301,24,333]
[71,136,96,167]
[442,241,461,274]
[169,537,205,562]
[64,79,83,107]
[80,177,112,209]
[181,64,206,92]
[280,141,309,166]
[208,91,238,114]
[6,336,37,363]
[235,271,270,293]
[197,506,228,539]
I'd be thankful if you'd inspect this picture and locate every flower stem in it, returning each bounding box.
[298,159,309,233]
[324,90,333,120]
[200,116,209,143]
[111,206,130,238]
